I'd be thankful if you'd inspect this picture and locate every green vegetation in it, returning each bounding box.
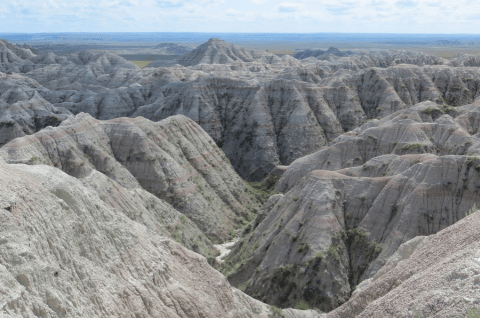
[467,307,480,318]
[346,227,382,255]
[132,61,152,68]
[401,143,423,150]
[246,177,279,204]
[314,251,325,259]
[268,305,284,318]
[466,203,478,216]
[294,300,310,310]
[28,156,39,163]
[237,280,250,292]
[421,104,456,115]
[328,244,340,262]
[297,242,309,253]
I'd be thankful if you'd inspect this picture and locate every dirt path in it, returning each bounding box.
[214,240,238,264]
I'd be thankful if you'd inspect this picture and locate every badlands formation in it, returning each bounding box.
[2,37,480,317]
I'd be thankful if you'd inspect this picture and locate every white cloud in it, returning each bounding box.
[277,2,304,13]
[0,0,479,33]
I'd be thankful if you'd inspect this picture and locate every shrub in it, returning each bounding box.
[401,143,423,150]
[328,244,340,261]
[297,243,309,253]
[269,305,284,318]
[466,203,478,216]
[294,300,309,310]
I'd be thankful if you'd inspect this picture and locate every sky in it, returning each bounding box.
[0,0,480,34]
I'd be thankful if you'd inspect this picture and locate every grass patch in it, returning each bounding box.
[421,104,456,115]
[246,180,278,204]
[237,280,250,292]
[328,244,340,262]
[269,305,285,318]
[401,143,423,150]
[132,61,152,68]
[294,300,310,310]
[467,307,480,318]
[466,203,478,216]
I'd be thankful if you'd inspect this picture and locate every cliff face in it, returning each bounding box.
[328,208,480,318]
[3,39,480,180]
[224,99,480,311]
[3,37,480,317]
[0,114,261,243]
[0,162,321,318]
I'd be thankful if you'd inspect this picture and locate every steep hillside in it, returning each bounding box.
[328,208,480,318]
[3,39,480,180]
[224,100,480,311]
[0,162,320,318]
[0,114,261,242]
[176,38,283,66]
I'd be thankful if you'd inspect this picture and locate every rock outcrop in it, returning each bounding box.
[328,208,480,318]
[3,39,480,181]
[277,100,480,192]
[224,99,480,311]
[175,38,283,66]
[0,114,261,242]
[154,43,194,55]
[0,161,321,318]
[225,151,480,312]
[293,47,354,60]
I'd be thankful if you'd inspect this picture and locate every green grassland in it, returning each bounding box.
[132,61,152,68]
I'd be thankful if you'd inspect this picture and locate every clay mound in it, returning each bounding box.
[136,76,343,180]
[0,162,320,318]
[277,100,479,193]
[0,39,143,91]
[176,38,283,66]
[329,208,480,318]
[0,72,72,146]
[448,53,480,67]
[293,47,354,60]
[154,42,194,55]
[302,49,446,68]
[0,113,261,242]
[224,154,480,312]
[3,39,480,182]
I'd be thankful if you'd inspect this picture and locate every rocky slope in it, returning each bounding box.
[278,100,480,192]
[4,37,480,317]
[0,72,72,147]
[328,208,480,318]
[293,47,354,59]
[223,99,480,312]
[154,43,194,55]
[175,38,284,66]
[0,161,321,318]
[0,114,261,243]
[3,39,480,181]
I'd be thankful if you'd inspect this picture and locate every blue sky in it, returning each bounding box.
[0,0,479,33]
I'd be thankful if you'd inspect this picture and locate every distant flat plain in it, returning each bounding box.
[2,33,480,63]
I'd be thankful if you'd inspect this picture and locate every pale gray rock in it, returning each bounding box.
[277,100,477,193]
[0,72,72,146]
[226,153,480,312]
[154,42,194,55]
[176,38,284,66]
[293,47,354,59]
[328,210,480,318]
[448,53,480,67]
[0,114,261,242]
[0,162,321,318]
[3,39,480,181]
